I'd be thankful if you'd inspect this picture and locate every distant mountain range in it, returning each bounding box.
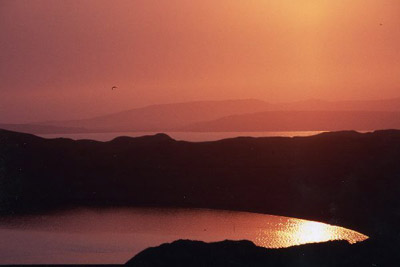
[0,123,90,134]
[181,111,400,132]
[43,99,271,132]
[2,97,400,134]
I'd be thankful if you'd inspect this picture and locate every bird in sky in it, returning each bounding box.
[111,86,118,90]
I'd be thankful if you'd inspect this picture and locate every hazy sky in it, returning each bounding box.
[1,0,400,122]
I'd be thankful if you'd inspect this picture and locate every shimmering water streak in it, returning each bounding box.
[0,208,368,264]
[255,218,368,248]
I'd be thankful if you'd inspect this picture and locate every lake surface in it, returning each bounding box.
[0,208,368,264]
[38,131,325,142]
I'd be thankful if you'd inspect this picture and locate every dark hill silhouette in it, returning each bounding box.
[127,238,399,266]
[182,111,400,131]
[0,129,399,241]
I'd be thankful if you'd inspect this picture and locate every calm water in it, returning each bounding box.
[0,208,368,264]
[38,131,324,142]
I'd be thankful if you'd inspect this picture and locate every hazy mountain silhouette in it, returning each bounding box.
[182,111,400,131]
[1,128,399,242]
[276,97,400,111]
[43,99,272,132]
[21,97,400,133]
[0,123,90,134]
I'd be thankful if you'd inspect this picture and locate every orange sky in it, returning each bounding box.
[1,0,400,122]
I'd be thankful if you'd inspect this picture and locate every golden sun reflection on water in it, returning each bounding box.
[293,221,333,244]
[255,218,368,248]
[0,208,370,264]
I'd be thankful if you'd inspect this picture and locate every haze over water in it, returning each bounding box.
[0,208,368,264]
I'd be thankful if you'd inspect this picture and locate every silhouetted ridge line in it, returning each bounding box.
[1,129,399,242]
[126,238,399,266]
[109,133,174,144]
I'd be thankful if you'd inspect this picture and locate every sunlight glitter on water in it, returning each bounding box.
[0,208,369,264]
[255,218,368,248]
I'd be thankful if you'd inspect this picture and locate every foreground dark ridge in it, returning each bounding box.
[127,239,399,266]
[0,129,399,240]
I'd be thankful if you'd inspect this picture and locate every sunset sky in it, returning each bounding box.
[1,0,400,122]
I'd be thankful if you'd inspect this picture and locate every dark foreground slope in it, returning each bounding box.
[127,239,399,267]
[0,129,399,240]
